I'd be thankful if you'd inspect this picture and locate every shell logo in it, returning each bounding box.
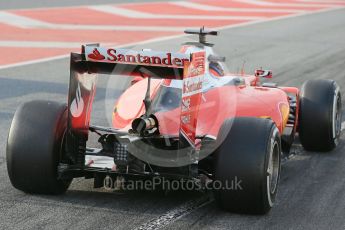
[70,84,84,118]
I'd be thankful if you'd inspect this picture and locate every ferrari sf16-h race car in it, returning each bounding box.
[6,28,342,214]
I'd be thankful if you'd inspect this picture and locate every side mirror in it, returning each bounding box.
[255,69,272,79]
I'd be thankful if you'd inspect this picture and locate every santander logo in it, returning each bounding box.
[85,47,190,68]
[88,48,105,60]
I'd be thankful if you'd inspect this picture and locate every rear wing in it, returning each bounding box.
[80,44,190,79]
[66,44,205,164]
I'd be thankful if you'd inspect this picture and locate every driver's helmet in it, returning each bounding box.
[209,61,224,77]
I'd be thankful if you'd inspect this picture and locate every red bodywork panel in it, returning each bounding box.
[112,76,292,138]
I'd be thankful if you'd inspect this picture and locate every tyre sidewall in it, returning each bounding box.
[6,100,71,194]
[214,117,281,214]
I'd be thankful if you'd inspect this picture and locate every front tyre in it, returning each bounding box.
[299,79,342,151]
[6,100,72,194]
[214,117,281,214]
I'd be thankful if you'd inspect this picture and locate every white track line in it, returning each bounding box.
[53,24,187,32]
[0,6,344,70]
[342,121,345,131]
[88,5,264,20]
[0,12,188,32]
[298,0,345,3]
[235,0,340,7]
[0,41,99,48]
[171,1,307,13]
[134,196,213,230]
[0,54,70,70]
[0,33,185,70]
[0,11,51,28]
[89,5,155,18]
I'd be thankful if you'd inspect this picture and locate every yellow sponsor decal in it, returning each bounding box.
[279,103,290,127]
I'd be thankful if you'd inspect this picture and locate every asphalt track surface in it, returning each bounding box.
[1,1,345,230]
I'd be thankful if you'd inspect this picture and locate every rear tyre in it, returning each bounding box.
[214,117,281,214]
[6,100,72,194]
[299,79,342,151]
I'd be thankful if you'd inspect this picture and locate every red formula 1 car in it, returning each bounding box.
[6,28,342,214]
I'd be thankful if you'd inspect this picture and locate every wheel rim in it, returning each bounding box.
[267,140,280,205]
[333,93,342,140]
